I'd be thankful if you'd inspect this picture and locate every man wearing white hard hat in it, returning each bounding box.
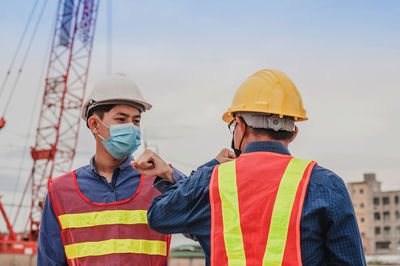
[38,74,180,265]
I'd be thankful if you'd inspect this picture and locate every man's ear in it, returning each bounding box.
[236,116,247,134]
[87,116,99,135]
[289,125,298,143]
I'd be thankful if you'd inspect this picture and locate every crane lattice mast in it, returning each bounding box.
[14,0,100,240]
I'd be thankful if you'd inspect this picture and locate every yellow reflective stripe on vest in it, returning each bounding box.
[218,160,246,266]
[263,158,312,266]
[64,239,167,259]
[58,210,147,229]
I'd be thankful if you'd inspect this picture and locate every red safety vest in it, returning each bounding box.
[210,152,316,266]
[48,170,170,266]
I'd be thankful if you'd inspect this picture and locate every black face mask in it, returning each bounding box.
[230,119,247,158]
[231,137,242,158]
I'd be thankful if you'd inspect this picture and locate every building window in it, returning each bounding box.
[376,241,391,250]
[375,227,381,235]
[395,196,399,204]
[374,212,381,221]
[361,232,365,238]
[396,211,400,219]
[373,197,380,205]
[396,226,400,234]
[360,189,364,194]
[383,212,390,221]
[383,197,390,205]
[360,203,364,208]
[384,226,391,235]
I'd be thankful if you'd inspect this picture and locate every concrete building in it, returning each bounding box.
[168,244,205,266]
[348,173,400,255]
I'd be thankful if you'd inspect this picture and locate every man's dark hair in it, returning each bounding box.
[86,104,116,128]
[251,128,294,141]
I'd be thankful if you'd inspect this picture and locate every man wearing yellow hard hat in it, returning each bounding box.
[133,69,366,265]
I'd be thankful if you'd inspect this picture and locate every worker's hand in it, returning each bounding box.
[131,149,175,183]
[215,148,236,164]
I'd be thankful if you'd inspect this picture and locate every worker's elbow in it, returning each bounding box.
[147,204,176,234]
[148,221,161,233]
[146,205,162,232]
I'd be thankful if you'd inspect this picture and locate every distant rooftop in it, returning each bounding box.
[169,244,205,258]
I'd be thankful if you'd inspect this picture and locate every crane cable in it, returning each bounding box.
[0,0,40,101]
[106,0,112,74]
[1,0,48,120]
[11,7,56,226]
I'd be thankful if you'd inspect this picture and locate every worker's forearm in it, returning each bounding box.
[153,167,186,193]
[148,163,217,235]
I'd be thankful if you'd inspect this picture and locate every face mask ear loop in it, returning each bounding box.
[95,116,109,128]
[97,133,106,141]
[94,115,108,141]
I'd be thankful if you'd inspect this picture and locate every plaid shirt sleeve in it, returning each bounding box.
[300,165,367,265]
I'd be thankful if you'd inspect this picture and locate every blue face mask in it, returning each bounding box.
[97,119,141,159]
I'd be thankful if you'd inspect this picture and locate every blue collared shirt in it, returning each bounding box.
[148,141,366,266]
[37,154,183,266]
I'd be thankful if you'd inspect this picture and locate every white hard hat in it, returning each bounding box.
[81,74,152,121]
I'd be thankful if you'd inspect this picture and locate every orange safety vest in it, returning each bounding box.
[48,170,170,266]
[210,152,316,266]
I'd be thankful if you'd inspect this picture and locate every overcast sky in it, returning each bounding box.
[0,0,399,232]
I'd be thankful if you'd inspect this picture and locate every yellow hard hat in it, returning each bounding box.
[222,69,307,123]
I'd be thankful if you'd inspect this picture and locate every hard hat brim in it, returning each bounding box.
[81,98,152,121]
[222,109,308,123]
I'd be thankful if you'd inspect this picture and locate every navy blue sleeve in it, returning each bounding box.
[37,194,67,266]
[147,164,216,236]
[197,159,219,169]
[153,159,219,193]
[153,166,187,193]
[301,166,366,265]
[324,174,366,265]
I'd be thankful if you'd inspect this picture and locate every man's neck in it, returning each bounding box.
[94,143,126,182]
[243,135,289,149]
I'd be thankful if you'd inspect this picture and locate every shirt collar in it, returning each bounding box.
[89,154,134,176]
[242,141,291,156]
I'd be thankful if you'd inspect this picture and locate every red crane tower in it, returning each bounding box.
[1,0,100,254]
